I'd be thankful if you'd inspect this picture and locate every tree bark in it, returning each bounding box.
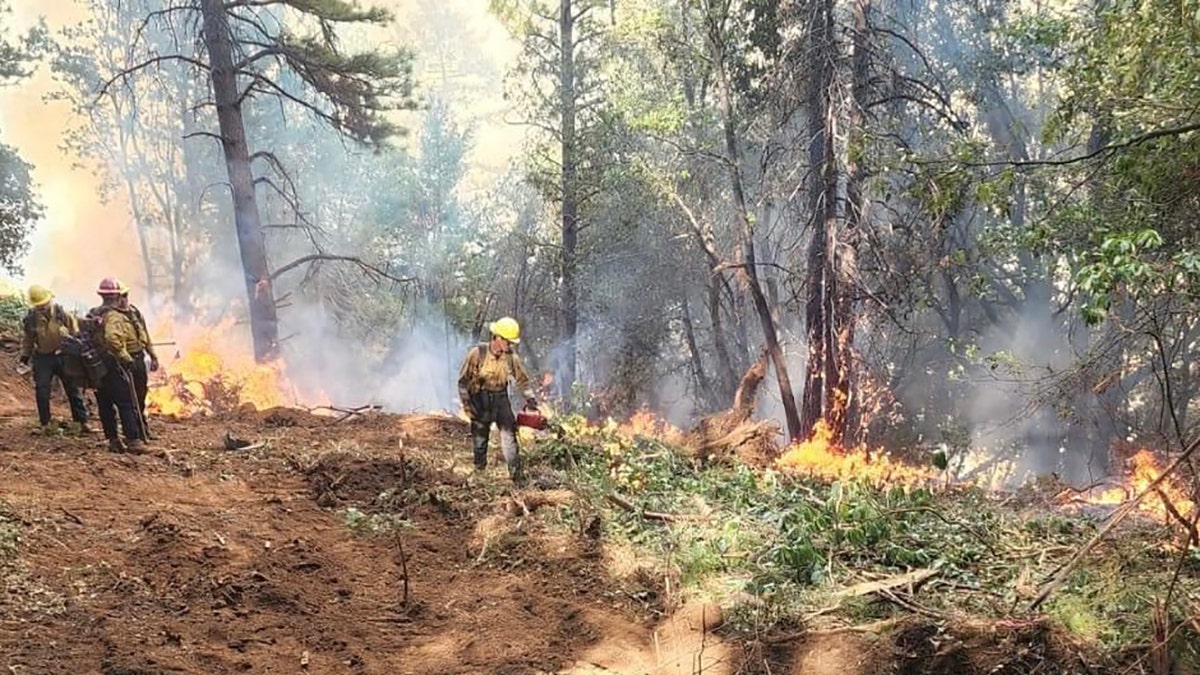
[200,0,279,362]
[558,0,580,396]
[801,0,840,440]
[829,0,870,446]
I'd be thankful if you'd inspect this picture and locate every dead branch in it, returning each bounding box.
[833,568,939,599]
[879,588,948,620]
[732,350,769,422]
[681,351,780,467]
[1028,434,1200,611]
[270,254,414,285]
[98,55,212,99]
[59,508,84,526]
[182,130,227,143]
[604,493,702,523]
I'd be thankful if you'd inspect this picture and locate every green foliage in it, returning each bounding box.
[0,1,46,275]
[0,142,42,275]
[527,422,1194,657]
[274,28,416,146]
[1075,228,1175,324]
[0,0,47,84]
[0,289,26,331]
[1044,0,1200,324]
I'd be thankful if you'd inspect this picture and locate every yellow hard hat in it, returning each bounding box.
[490,316,521,343]
[27,284,53,307]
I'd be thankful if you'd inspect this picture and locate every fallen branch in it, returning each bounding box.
[307,404,383,424]
[1029,435,1200,611]
[833,568,939,599]
[59,507,83,526]
[879,588,947,620]
[604,493,703,523]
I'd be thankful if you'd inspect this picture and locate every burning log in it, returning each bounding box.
[684,351,779,465]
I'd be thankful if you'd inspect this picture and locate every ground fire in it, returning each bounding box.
[146,318,311,417]
[776,419,941,486]
[1063,449,1197,523]
[146,324,1196,527]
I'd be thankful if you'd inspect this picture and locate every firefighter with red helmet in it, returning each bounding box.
[457,317,539,484]
[88,277,147,453]
[113,280,159,434]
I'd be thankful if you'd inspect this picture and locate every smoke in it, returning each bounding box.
[755,328,808,438]
[963,311,1083,485]
[276,300,473,413]
[0,1,145,300]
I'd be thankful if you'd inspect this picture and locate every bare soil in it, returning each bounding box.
[0,343,1094,674]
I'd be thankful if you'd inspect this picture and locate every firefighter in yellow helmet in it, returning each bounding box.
[19,285,92,434]
[457,317,538,483]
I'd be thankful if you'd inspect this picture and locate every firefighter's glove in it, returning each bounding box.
[149,355,160,372]
[524,397,539,411]
[18,355,29,366]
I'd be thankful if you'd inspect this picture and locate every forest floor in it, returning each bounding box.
[0,336,1196,675]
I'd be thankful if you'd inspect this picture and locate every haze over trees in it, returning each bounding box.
[0,0,1192,483]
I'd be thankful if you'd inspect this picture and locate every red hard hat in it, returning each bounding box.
[97,276,123,295]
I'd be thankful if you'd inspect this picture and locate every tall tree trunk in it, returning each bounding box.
[558,0,579,396]
[710,17,802,441]
[200,0,279,362]
[801,0,840,440]
[830,0,869,445]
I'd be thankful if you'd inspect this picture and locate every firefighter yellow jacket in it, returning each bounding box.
[21,305,78,357]
[99,308,140,365]
[458,343,535,400]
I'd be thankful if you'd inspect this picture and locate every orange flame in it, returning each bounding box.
[1081,450,1195,521]
[777,420,941,486]
[617,409,684,444]
[146,318,315,418]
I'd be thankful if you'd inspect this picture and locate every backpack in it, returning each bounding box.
[60,308,110,389]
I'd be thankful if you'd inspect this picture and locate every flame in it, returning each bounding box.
[146,318,316,418]
[1080,450,1195,522]
[777,420,941,486]
[617,409,683,444]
